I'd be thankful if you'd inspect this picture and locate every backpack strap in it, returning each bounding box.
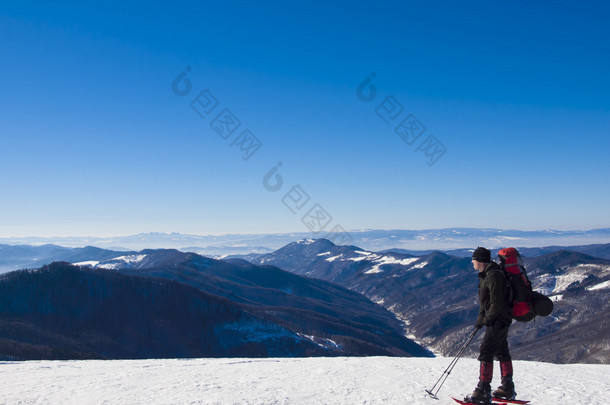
[488,262,514,308]
[485,262,504,275]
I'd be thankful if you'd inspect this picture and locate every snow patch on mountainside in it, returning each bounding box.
[364,256,422,274]
[323,249,422,274]
[95,254,147,269]
[297,238,316,245]
[552,273,588,294]
[73,260,100,267]
[364,265,384,274]
[297,334,342,350]
[411,261,428,269]
[573,263,610,275]
[587,280,610,291]
[375,255,420,267]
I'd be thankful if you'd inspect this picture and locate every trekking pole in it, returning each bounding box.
[425,327,480,399]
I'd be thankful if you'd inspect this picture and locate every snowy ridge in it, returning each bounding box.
[533,263,610,296]
[0,357,606,404]
[551,272,588,294]
[92,254,148,269]
[319,248,422,274]
[73,254,148,269]
[352,251,421,274]
[73,260,101,267]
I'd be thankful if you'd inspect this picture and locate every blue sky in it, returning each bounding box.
[1,1,609,237]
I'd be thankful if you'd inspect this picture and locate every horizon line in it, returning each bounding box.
[1,226,610,240]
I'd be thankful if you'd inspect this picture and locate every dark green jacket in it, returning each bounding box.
[476,262,512,326]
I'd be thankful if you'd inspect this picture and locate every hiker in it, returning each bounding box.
[467,247,516,404]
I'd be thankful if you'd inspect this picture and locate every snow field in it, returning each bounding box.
[0,356,607,404]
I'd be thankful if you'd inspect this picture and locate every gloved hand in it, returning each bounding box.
[475,317,494,328]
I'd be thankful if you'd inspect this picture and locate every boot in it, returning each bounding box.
[464,362,493,404]
[493,379,516,400]
[464,381,492,404]
[493,360,517,400]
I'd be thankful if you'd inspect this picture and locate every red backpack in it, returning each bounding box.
[498,247,553,322]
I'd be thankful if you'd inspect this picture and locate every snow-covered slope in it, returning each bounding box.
[0,357,606,404]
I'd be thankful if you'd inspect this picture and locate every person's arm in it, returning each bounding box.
[483,271,505,325]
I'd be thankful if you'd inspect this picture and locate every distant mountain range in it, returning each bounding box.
[2,228,610,255]
[3,238,610,275]
[382,243,610,259]
[252,239,610,364]
[0,244,136,274]
[1,237,609,363]
[0,250,429,360]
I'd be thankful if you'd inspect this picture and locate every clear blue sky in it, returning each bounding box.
[1,1,609,237]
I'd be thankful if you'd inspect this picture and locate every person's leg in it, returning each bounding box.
[467,327,494,404]
[492,322,516,399]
